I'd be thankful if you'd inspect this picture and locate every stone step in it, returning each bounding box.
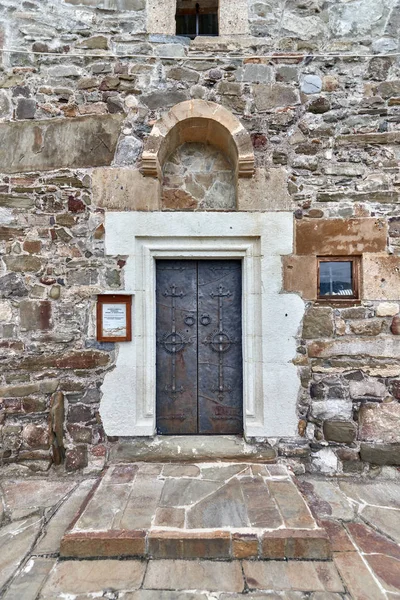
[109,436,277,463]
[60,462,331,562]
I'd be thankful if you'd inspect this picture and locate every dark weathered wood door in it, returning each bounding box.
[156,260,243,435]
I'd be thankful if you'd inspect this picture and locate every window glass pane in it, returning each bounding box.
[319,261,353,296]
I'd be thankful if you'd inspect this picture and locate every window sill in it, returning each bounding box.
[315,298,361,307]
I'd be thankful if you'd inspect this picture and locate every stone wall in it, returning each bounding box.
[248,0,399,48]
[162,142,236,210]
[0,0,400,475]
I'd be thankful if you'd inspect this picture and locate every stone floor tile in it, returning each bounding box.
[187,478,249,528]
[0,516,42,590]
[122,592,208,599]
[104,464,139,484]
[339,481,400,510]
[35,481,94,554]
[232,532,259,559]
[285,530,331,561]
[310,594,346,600]
[39,559,146,596]
[39,596,105,600]
[60,529,146,558]
[361,506,400,544]
[0,492,4,525]
[250,464,269,477]
[74,482,131,531]
[318,520,355,553]
[200,464,248,480]
[118,476,164,529]
[313,562,345,593]
[296,480,331,521]
[299,479,354,521]
[143,559,245,592]
[220,594,295,599]
[160,479,220,508]
[240,477,282,528]
[286,562,325,592]
[162,464,200,477]
[243,561,292,590]
[334,551,385,600]
[148,530,231,559]
[268,480,316,529]
[137,464,164,477]
[347,522,400,560]
[265,465,291,477]
[365,554,400,593]
[3,557,55,600]
[2,481,75,520]
[154,506,185,528]
[244,561,342,593]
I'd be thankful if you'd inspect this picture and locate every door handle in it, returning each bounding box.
[200,314,211,326]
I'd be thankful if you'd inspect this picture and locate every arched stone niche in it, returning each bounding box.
[141,100,255,183]
[162,142,236,210]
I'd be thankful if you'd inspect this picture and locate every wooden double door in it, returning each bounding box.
[156,260,243,435]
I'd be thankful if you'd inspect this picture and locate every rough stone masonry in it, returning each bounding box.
[0,0,400,476]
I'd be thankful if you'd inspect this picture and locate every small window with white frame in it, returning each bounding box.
[317,257,360,301]
[176,0,219,38]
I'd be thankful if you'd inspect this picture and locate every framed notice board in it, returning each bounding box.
[97,294,132,342]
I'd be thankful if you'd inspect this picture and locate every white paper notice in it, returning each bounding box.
[102,303,127,337]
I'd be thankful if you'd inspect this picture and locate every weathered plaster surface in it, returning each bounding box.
[238,168,292,212]
[220,0,249,35]
[0,116,123,174]
[92,167,160,210]
[147,0,176,35]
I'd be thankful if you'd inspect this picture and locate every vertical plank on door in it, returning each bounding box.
[156,260,198,434]
[197,260,243,435]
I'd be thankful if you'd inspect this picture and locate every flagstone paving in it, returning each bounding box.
[60,463,329,560]
[299,476,400,600]
[0,467,399,599]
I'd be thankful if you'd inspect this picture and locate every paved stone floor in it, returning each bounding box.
[61,463,329,560]
[0,465,399,599]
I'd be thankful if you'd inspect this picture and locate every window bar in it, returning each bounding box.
[196,3,200,37]
[328,262,333,296]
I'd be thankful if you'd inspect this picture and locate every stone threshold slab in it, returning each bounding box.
[109,436,277,463]
[60,462,331,561]
[60,527,331,560]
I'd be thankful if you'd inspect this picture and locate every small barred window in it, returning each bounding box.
[176,0,218,38]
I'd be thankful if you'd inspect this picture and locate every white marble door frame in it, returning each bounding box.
[100,212,304,439]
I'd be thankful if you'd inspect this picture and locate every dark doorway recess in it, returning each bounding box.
[156,260,243,435]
